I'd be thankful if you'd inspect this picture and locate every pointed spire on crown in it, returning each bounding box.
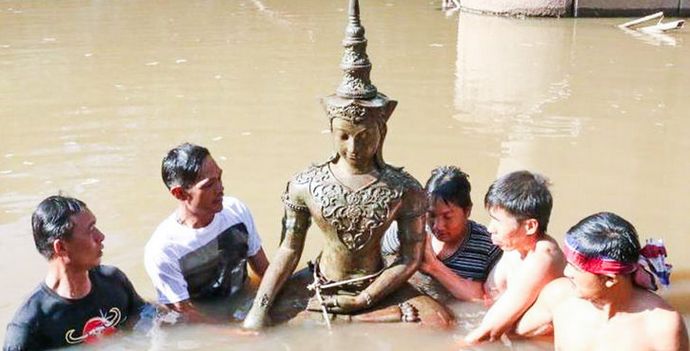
[322,0,396,126]
[335,0,377,99]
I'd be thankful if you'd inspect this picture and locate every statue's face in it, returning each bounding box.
[331,117,380,168]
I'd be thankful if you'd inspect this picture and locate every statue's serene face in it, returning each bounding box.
[331,117,380,169]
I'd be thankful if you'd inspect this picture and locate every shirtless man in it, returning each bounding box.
[464,170,566,345]
[516,212,689,351]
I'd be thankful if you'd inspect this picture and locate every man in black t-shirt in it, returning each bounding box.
[3,196,146,351]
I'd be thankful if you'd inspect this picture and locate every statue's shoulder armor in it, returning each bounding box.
[282,163,328,213]
[290,163,327,186]
[382,165,423,192]
[382,165,426,219]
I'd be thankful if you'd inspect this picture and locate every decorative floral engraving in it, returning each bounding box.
[340,44,370,67]
[326,104,368,123]
[307,165,403,251]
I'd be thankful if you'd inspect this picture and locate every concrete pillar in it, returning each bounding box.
[680,0,690,16]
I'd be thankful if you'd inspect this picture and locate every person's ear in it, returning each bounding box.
[603,274,618,288]
[523,218,539,236]
[52,239,68,258]
[170,186,188,201]
[465,205,473,219]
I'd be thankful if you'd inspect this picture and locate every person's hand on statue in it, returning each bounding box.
[419,234,442,275]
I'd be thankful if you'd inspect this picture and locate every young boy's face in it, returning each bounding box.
[487,206,527,251]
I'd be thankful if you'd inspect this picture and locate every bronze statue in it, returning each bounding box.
[243,0,452,329]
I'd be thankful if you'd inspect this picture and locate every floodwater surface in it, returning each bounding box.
[1,1,689,350]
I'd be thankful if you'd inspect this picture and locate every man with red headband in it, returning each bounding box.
[516,212,688,350]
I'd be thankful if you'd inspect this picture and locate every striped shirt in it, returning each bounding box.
[381,220,502,281]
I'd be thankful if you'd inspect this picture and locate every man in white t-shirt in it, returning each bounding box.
[145,143,269,323]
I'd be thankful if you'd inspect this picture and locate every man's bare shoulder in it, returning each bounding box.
[534,235,564,257]
[530,235,566,272]
[540,278,576,308]
[637,290,688,347]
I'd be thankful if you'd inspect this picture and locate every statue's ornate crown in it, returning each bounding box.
[322,0,397,124]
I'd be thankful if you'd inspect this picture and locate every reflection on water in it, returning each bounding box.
[1,1,689,349]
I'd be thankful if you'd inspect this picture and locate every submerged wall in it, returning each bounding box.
[459,0,690,17]
[459,0,572,17]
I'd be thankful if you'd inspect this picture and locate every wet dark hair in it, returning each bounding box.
[32,195,87,259]
[484,170,552,233]
[425,166,472,210]
[566,212,640,264]
[161,143,210,189]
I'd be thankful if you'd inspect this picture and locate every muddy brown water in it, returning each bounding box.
[1,1,689,349]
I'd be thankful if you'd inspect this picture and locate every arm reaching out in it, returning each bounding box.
[419,235,484,302]
[514,277,574,337]
[465,244,563,344]
[248,248,269,278]
[243,205,311,329]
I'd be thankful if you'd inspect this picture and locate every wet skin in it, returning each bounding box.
[62,210,105,271]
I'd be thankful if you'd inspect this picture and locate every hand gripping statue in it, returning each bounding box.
[243,0,453,330]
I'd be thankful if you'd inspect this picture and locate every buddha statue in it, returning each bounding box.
[243,0,452,329]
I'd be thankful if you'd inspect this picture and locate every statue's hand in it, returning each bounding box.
[242,310,270,330]
[306,294,367,314]
[330,295,366,313]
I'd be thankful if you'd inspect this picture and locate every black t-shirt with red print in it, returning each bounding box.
[3,265,145,351]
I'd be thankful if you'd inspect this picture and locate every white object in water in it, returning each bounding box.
[618,11,685,33]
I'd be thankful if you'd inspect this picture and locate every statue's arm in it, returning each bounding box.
[243,185,311,330]
[366,211,425,301]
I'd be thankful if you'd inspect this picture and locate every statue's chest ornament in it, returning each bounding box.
[307,166,402,251]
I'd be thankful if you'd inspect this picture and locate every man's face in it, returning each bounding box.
[486,206,526,251]
[427,198,469,243]
[184,156,224,216]
[563,262,608,300]
[62,209,105,270]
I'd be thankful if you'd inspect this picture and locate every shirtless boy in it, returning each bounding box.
[516,212,689,351]
[464,170,566,344]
